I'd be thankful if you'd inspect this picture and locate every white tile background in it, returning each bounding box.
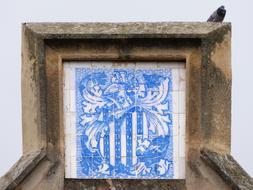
[63,62,186,179]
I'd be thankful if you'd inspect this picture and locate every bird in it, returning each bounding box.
[207,6,226,22]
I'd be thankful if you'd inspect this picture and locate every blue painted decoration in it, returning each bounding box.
[75,67,174,179]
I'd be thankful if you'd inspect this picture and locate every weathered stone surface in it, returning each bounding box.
[201,30,232,153]
[0,149,47,190]
[64,179,186,190]
[201,149,253,190]
[0,22,236,190]
[25,22,230,39]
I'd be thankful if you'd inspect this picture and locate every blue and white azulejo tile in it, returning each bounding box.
[64,62,186,179]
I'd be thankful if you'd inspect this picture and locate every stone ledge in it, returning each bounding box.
[24,22,231,39]
[0,149,47,190]
[201,148,253,190]
[64,179,186,190]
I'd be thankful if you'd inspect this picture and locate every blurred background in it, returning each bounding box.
[0,0,252,177]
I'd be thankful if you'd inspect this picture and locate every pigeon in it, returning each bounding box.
[207,6,226,22]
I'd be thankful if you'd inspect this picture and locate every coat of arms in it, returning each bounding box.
[75,67,174,179]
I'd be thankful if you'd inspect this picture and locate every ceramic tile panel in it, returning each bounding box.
[64,61,186,179]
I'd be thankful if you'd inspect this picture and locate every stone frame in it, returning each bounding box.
[2,22,234,190]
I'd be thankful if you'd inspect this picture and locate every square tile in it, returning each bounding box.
[172,68,179,91]
[63,67,70,90]
[76,156,93,178]
[63,89,70,113]
[178,157,185,179]
[179,135,185,158]
[69,90,76,112]
[172,91,179,113]
[172,114,179,137]
[179,114,186,136]
[179,68,186,91]
[178,91,186,114]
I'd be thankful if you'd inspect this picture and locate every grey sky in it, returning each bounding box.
[0,0,252,177]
